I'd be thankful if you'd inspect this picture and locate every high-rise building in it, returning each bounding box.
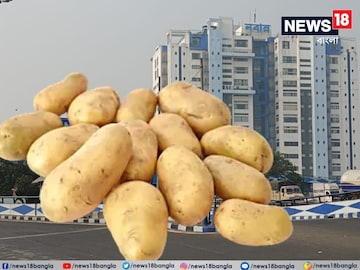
[151,17,275,147]
[274,36,359,179]
[151,17,359,179]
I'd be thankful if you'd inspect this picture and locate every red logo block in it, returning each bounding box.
[332,10,352,29]
[63,263,72,269]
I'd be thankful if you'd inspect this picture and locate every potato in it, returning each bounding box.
[149,113,203,158]
[118,120,158,183]
[214,199,293,246]
[27,123,99,177]
[116,88,157,123]
[0,112,63,161]
[157,145,214,226]
[158,81,231,136]
[201,125,273,173]
[104,181,168,260]
[33,72,88,115]
[39,123,132,222]
[203,155,272,204]
[68,86,120,126]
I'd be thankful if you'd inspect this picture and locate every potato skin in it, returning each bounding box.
[158,81,231,137]
[203,155,272,204]
[0,112,63,161]
[27,123,99,177]
[118,120,158,183]
[116,88,157,123]
[39,123,133,222]
[104,181,168,260]
[68,86,120,126]
[214,199,293,246]
[33,72,88,115]
[149,113,203,158]
[201,125,273,173]
[157,145,214,226]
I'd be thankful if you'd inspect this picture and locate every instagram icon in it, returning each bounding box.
[180,262,188,270]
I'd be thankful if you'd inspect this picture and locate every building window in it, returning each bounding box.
[330,57,338,64]
[234,67,248,74]
[233,113,249,123]
[300,47,311,50]
[284,115,298,123]
[283,80,297,87]
[222,69,232,73]
[331,127,340,134]
[283,102,297,111]
[283,89,297,97]
[330,81,339,85]
[191,37,201,46]
[284,153,299,159]
[283,68,297,75]
[234,101,248,110]
[282,41,290,49]
[284,126,298,133]
[192,53,201,59]
[282,56,297,63]
[331,139,340,147]
[330,90,339,97]
[234,39,248,47]
[233,57,248,62]
[300,71,311,75]
[330,103,339,110]
[284,141,299,146]
[331,151,341,159]
[330,115,340,123]
[234,79,248,87]
[191,77,201,82]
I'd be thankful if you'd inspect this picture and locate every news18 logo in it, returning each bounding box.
[281,10,352,35]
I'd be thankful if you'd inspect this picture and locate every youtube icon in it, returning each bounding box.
[63,262,72,269]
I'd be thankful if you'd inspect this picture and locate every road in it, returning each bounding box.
[0,219,359,260]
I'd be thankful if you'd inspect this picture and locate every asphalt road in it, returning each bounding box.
[0,219,359,260]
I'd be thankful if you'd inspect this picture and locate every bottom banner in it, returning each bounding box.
[0,260,359,270]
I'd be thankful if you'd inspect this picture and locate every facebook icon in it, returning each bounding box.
[2,263,9,269]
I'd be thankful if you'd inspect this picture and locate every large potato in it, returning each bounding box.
[33,72,88,115]
[104,181,168,260]
[203,155,272,204]
[118,120,158,183]
[158,81,231,137]
[149,113,202,158]
[0,112,63,161]
[116,88,157,123]
[68,86,120,126]
[214,199,293,246]
[39,123,132,222]
[27,123,99,177]
[201,125,273,173]
[157,145,214,226]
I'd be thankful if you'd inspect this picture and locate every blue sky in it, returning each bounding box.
[0,0,358,122]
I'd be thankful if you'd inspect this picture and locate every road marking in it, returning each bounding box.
[0,227,107,240]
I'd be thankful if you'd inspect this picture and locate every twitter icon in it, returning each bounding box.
[122,261,131,270]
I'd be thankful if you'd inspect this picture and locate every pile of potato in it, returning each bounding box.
[0,72,293,260]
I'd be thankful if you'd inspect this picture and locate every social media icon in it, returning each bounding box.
[2,263,9,270]
[122,261,131,270]
[304,261,313,270]
[240,262,250,270]
[63,262,72,269]
[180,262,188,270]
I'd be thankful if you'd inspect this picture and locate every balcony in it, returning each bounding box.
[222,85,255,94]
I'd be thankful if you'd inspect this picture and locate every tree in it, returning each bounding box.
[0,158,40,198]
[266,152,305,190]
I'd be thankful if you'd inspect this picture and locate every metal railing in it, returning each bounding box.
[270,190,360,207]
